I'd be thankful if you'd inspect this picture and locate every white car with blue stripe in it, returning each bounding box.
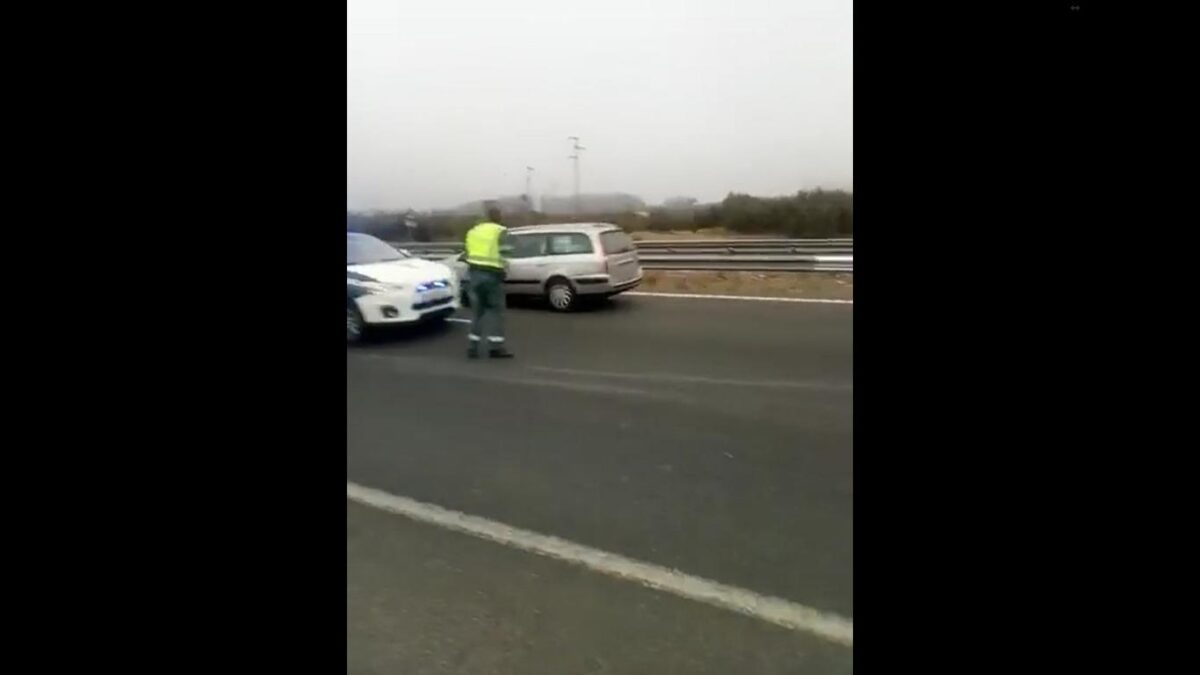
[347,233,460,342]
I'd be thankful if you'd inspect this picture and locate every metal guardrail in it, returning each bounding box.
[633,238,852,251]
[393,238,854,273]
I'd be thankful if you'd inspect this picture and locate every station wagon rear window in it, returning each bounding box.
[599,230,634,254]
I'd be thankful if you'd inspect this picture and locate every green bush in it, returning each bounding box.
[718,189,852,238]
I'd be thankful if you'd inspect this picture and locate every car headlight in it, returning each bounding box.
[414,279,452,293]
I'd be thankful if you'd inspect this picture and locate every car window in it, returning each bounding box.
[599,230,635,254]
[507,233,548,259]
[548,233,594,255]
[348,233,409,265]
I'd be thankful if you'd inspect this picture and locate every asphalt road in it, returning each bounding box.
[347,293,853,673]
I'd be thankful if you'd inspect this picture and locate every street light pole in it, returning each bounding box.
[568,136,585,216]
[525,166,535,225]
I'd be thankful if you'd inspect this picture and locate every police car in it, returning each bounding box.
[347,232,460,343]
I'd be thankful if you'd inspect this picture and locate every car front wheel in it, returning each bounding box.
[347,302,366,344]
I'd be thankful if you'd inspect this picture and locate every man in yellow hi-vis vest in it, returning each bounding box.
[463,206,514,359]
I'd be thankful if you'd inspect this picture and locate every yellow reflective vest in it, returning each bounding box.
[464,221,507,270]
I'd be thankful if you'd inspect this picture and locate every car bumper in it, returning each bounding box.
[355,291,460,324]
[573,272,643,295]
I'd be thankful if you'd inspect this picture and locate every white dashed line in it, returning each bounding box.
[627,291,852,304]
[529,365,852,391]
[446,317,471,324]
[347,481,853,647]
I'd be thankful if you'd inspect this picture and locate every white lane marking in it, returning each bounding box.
[446,317,471,324]
[347,481,853,647]
[627,291,852,305]
[530,365,852,392]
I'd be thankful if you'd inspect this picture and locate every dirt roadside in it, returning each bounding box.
[636,270,853,301]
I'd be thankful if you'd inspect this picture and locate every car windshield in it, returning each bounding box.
[348,234,409,265]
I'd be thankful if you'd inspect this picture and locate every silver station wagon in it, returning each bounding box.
[453,223,643,311]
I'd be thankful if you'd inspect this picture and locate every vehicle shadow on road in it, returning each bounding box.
[353,318,457,346]
[504,295,637,315]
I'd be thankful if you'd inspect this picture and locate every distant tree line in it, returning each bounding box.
[627,189,852,238]
[347,189,852,242]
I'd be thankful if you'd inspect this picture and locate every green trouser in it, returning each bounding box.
[468,266,506,350]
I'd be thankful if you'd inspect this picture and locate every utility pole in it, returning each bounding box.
[568,136,585,216]
[524,166,535,225]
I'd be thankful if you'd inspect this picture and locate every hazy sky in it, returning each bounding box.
[348,0,852,211]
